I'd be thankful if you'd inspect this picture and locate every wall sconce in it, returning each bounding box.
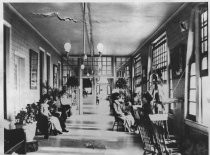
[64,42,71,57]
[180,21,188,32]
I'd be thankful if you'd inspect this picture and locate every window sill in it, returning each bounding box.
[184,119,209,135]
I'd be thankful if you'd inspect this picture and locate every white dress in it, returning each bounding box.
[41,103,62,132]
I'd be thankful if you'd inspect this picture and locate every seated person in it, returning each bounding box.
[122,96,135,132]
[141,91,153,117]
[112,93,135,132]
[39,95,62,138]
[60,93,71,121]
[50,96,69,132]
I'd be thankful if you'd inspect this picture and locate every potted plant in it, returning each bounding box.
[15,103,38,142]
[115,78,127,89]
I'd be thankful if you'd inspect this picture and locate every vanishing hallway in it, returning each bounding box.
[29,99,144,155]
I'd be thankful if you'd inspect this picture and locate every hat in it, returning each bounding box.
[142,91,153,102]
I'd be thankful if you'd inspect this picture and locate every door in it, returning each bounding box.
[14,55,25,114]
[39,51,44,97]
[3,24,10,119]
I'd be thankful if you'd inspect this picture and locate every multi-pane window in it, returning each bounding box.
[125,66,130,77]
[187,5,208,123]
[116,57,129,70]
[58,62,61,88]
[83,56,112,76]
[134,54,142,86]
[152,33,168,82]
[200,8,208,76]
[29,50,38,89]
[46,54,50,85]
[200,6,209,125]
[101,57,112,75]
[188,59,196,119]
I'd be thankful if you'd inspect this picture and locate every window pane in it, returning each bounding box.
[107,70,112,75]
[190,63,196,75]
[107,61,111,65]
[189,102,196,115]
[107,57,111,61]
[107,66,111,71]
[190,76,196,89]
[189,89,196,102]
[201,56,208,70]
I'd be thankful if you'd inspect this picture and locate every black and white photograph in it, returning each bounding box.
[1,1,209,154]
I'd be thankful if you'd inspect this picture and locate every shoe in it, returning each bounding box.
[57,130,63,134]
[62,129,69,132]
[53,130,58,136]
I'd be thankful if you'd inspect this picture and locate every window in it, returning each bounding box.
[152,33,168,83]
[200,7,208,76]
[82,56,112,76]
[134,54,142,87]
[53,64,58,88]
[29,49,38,89]
[46,54,51,86]
[116,57,129,70]
[200,6,209,125]
[188,58,196,120]
[149,32,170,106]
[101,57,112,75]
[58,62,61,88]
[187,5,209,125]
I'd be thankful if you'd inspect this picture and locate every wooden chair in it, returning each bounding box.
[112,106,131,132]
[138,119,159,155]
[112,114,125,131]
[149,114,181,155]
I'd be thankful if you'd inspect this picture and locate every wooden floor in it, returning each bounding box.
[29,98,144,155]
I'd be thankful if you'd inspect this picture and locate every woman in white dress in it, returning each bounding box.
[40,97,63,135]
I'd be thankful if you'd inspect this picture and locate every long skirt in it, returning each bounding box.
[49,116,62,132]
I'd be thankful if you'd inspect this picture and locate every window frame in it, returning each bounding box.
[151,33,168,84]
[199,6,208,77]
[186,4,209,124]
[29,49,38,90]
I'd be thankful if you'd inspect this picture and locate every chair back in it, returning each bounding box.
[138,119,157,154]
[149,114,169,153]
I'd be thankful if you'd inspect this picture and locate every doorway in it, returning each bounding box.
[39,50,44,97]
[82,78,94,114]
[3,24,10,119]
[14,55,25,114]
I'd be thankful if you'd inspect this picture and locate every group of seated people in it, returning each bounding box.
[111,82,165,133]
[37,93,71,139]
